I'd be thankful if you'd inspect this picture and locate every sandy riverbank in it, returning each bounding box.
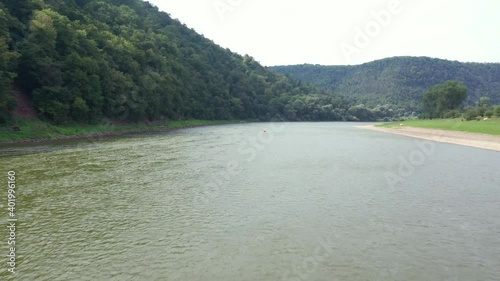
[361,125,500,152]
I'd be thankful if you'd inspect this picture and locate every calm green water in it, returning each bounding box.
[1,123,499,281]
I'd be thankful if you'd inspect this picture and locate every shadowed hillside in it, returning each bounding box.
[1,0,355,124]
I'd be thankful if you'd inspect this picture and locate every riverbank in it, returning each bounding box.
[362,124,500,152]
[0,119,241,145]
[379,118,500,135]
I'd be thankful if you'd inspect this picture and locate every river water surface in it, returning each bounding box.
[0,123,499,281]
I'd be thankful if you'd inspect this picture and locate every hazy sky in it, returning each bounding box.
[146,0,500,66]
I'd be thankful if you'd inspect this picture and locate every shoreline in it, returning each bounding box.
[0,122,236,146]
[361,125,500,152]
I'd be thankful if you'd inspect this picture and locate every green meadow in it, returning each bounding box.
[379,118,500,136]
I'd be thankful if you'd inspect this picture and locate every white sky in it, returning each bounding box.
[146,0,500,66]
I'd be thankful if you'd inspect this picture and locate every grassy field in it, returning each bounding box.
[0,119,239,143]
[378,118,500,136]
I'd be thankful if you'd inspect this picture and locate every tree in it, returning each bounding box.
[422,90,438,119]
[463,109,478,121]
[347,104,375,121]
[476,97,492,118]
[422,80,467,119]
[18,10,60,92]
[70,96,90,122]
[0,5,19,123]
[477,106,487,117]
[478,97,491,108]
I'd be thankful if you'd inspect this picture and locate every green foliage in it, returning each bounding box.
[347,104,376,121]
[443,110,461,119]
[380,118,500,136]
[0,3,20,123]
[463,109,478,121]
[70,96,90,122]
[495,106,500,117]
[422,81,467,119]
[478,97,491,107]
[477,106,487,117]
[484,110,494,118]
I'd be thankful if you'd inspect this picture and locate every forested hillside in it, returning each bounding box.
[271,57,500,111]
[5,1,490,125]
[1,0,367,124]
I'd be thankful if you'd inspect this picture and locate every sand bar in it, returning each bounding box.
[361,125,500,152]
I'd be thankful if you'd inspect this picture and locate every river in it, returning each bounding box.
[1,122,499,280]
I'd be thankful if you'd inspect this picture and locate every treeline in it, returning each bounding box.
[421,80,500,120]
[462,97,500,121]
[270,57,500,112]
[0,0,407,125]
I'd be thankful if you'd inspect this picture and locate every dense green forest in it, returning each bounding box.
[270,57,500,111]
[3,1,497,126]
[421,80,468,119]
[2,0,402,125]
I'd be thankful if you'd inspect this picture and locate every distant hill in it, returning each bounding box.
[270,57,500,110]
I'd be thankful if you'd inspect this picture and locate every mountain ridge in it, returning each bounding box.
[270,56,500,110]
[270,56,500,67]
